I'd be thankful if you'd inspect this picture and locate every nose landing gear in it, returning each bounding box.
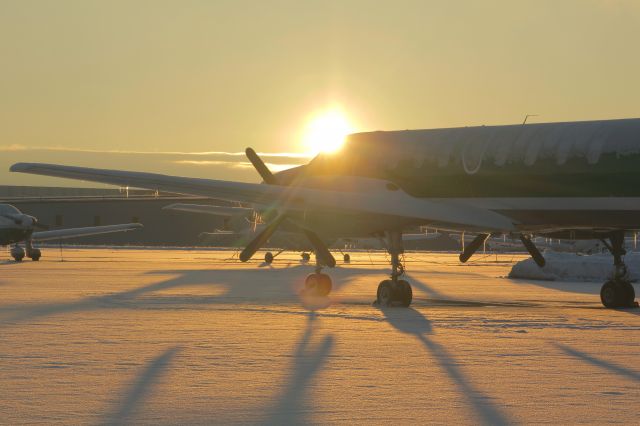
[376,231,413,307]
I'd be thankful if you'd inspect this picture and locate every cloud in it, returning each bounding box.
[0,145,310,187]
[0,145,311,163]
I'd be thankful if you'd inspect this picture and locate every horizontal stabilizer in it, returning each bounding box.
[163,203,251,217]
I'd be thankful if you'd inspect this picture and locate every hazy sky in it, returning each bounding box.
[1,0,640,186]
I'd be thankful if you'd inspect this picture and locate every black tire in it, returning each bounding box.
[264,252,274,264]
[316,273,332,296]
[13,255,24,262]
[398,280,413,307]
[304,273,332,296]
[601,280,635,308]
[377,280,394,306]
[301,253,311,262]
[30,249,41,261]
[343,253,351,263]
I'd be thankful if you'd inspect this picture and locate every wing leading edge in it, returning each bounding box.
[32,223,143,241]
[10,162,516,233]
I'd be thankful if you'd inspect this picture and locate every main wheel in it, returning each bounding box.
[30,248,41,261]
[601,280,636,308]
[377,280,394,306]
[343,253,351,263]
[11,246,25,262]
[301,252,311,262]
[305,273,332,296]
[397,279,413,307]
[264,252,274,264]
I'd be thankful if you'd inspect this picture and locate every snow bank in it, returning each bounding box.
[508,252,640,282]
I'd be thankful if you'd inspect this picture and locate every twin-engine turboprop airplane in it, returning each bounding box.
[0,203,143,261]
[11,118,640,308]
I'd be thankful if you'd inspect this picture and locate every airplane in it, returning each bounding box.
[162,202,343,264]
[0,203,143,261]
[11,118,640,308]
[164,203,442,262]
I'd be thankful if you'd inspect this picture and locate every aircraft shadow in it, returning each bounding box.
[261,312,334,425]
[554,343,640,382]
[0,265,383,325]
[381,308,511,426]
[103,346,181,425]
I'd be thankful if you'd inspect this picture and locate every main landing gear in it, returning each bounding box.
[11,245,25,262]
[376,231,412,307]
[600,231,637,309]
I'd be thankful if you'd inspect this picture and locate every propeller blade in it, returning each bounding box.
[519,234,546,267]
[239,213,286,262]
[245,147,278,184]
[459,233,490,263]
[301,229,336,267]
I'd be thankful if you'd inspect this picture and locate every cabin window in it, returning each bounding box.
[55,214,63,226]
[94,216,101,226]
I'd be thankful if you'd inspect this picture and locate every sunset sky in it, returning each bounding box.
[1,0,639,186]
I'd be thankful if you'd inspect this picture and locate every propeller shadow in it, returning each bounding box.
[262,312,335,424]
[103,346,181,425]
[381,308,510,426]
[554,343,640,382]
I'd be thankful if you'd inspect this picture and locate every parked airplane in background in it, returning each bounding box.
[0,204,143,261]
[12,118,640,308]
[162,202,344,264]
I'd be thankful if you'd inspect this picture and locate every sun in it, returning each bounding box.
[302,109,354,156]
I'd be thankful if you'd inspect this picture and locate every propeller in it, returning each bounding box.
[239,213,286,262]
[239,147,335,266]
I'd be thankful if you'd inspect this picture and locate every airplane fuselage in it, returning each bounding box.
[275,118,640,238]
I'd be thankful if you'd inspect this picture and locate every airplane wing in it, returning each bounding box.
[10,163,517,233]
[31,223,143,241]
[163,203,252,217]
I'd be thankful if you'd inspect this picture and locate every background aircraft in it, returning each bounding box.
[162,202,341,264]
[12,118,640,308]
[0,203,143,261]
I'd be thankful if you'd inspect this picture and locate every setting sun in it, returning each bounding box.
[302,109,354,156]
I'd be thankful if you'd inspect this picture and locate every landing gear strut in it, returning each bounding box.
[26,239,41,261]
[600,231,637,308]
[376,231,412,307]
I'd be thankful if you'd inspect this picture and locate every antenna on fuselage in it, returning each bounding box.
[522,114,539,125]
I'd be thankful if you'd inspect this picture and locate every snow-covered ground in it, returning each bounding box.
[1,249,640,424]
[510,252,640,282]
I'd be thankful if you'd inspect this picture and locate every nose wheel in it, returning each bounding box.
[375,231,413,307]
[377,279,412,307]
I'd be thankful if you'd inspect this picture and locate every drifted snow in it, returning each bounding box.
[509,252,640,282]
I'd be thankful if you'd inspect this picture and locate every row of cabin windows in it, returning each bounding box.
[53,215,140,227]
